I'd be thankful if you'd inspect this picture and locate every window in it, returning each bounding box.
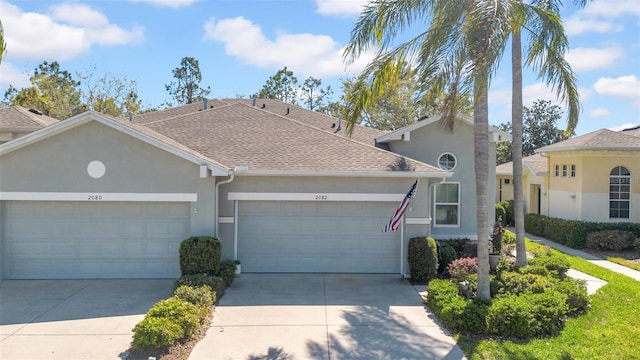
[438,153,457,170]
[570,165,576,177]
[610,166,631,219]
[562,164,568,177]
[434,183,460,226]
[504,179,510,185]
[554,165,560,177]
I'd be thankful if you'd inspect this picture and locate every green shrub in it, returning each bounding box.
[447,257,478,279]
[524,214,640,249]
[218,260,237,286]
[427,279,489,334]
[174,285,214,309]
[487,291,567,338]
[502,230,516,245]
[554,278,590,314]
[179,236,221,275]
[586,230,635,251]
[528,249,570,279]
[436,238,470,258]
[147,297,201,338]
[175,274,225,301]
[408,237,438,283]
[635,238,640,251]
[495,203,507,226]
[437,244,457,274]
[495,256,516,274]
[132,316,183,349]
[502,200,515,226]
[495,272,553,295]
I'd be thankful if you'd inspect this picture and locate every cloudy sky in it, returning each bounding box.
[0,0,638,135]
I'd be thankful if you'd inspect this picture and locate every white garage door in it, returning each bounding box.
[2,201,190,279]
[238,201,400,273]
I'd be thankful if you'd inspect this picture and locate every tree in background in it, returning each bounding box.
[300,76,332,111]
[165,57,211,106]
[342,66,473,131]
[2,61,84,119]
[78,67,143,117]
[0,20,6,65]
[496,100,569,164]
[258,66,299,104]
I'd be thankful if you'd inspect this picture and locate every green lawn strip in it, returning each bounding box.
[606,256,640,271]
[455,240,640,360]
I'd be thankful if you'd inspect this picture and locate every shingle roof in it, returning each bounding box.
[133,98,387,146]
[496,153,548,176]
[142,102,446,174]
[536,128,640,152]
[621,125,640,137]
[0,106,59,130]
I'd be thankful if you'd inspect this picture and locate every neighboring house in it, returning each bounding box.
[0,106,59,144]
[496,127,640,223]
[0,100,504,279]
[495,153,548,214]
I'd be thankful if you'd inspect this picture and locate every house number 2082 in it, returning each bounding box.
[315,195,328,200]
[88,195,103,201]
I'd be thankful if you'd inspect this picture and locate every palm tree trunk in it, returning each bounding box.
[512,26,528,267]
[474,72,491,301]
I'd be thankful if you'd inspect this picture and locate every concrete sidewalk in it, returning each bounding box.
[525,232,640,282]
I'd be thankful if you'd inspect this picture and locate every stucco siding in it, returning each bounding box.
[548,189,582,220]
[0,121,217,238]
[383,122,488,238]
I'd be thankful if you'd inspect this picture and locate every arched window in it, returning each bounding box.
[609,166,631,219]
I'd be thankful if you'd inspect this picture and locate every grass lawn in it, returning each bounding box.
[455,240,640,360]
[606,257,640,272]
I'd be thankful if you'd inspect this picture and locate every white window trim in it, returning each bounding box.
[562,164,568,177]
[554,165,560,177]
[433,181,461,227]
[609,166,631,219]
[438,152,458,171]
[570,164,576,178]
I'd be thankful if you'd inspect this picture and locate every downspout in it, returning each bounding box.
[427,177,448,237]
[214,171,235,238]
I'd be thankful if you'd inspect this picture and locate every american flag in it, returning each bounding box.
[384,179,418,232]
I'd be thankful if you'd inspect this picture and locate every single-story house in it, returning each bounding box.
[496,126,640,222]
[0,106,59,144]
[0,100,507,279]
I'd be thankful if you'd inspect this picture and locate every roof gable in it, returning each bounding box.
[375,113,512,144]
[0,111,230,176]
[496,153,548,176]
[536,128,640,152]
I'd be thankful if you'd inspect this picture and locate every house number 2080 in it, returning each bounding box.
[88,195,103,201]
[315,195,328,200]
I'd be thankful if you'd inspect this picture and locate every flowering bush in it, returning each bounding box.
[447,257,478,279]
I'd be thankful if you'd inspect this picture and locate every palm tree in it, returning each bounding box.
[344,0,578,300]
[511,0,585,268]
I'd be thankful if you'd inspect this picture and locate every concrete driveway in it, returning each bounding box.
[0,279,174,360]
[189,274,465,360]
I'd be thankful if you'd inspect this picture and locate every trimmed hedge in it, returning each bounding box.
[175,274,225,301]
[179,236,221,275]
[132,297,201,349]
[524,213,640,249]
[408,237,438,283]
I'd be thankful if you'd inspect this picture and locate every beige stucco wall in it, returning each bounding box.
[545,150,639,222]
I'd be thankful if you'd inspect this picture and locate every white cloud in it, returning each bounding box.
[0,62,31,88]
[608,123,638,131]
[589,108,611,117]
[202,16,372,77]
[593,75,640,99]
[316,0,367,16]
[582,0,640,18]
[564,0,638,36]
[128,0,198,8]
[0,2,144,61]
[565,47,622,72]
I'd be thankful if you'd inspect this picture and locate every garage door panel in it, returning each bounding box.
[238,201,399,273]
[2,201,190,279]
